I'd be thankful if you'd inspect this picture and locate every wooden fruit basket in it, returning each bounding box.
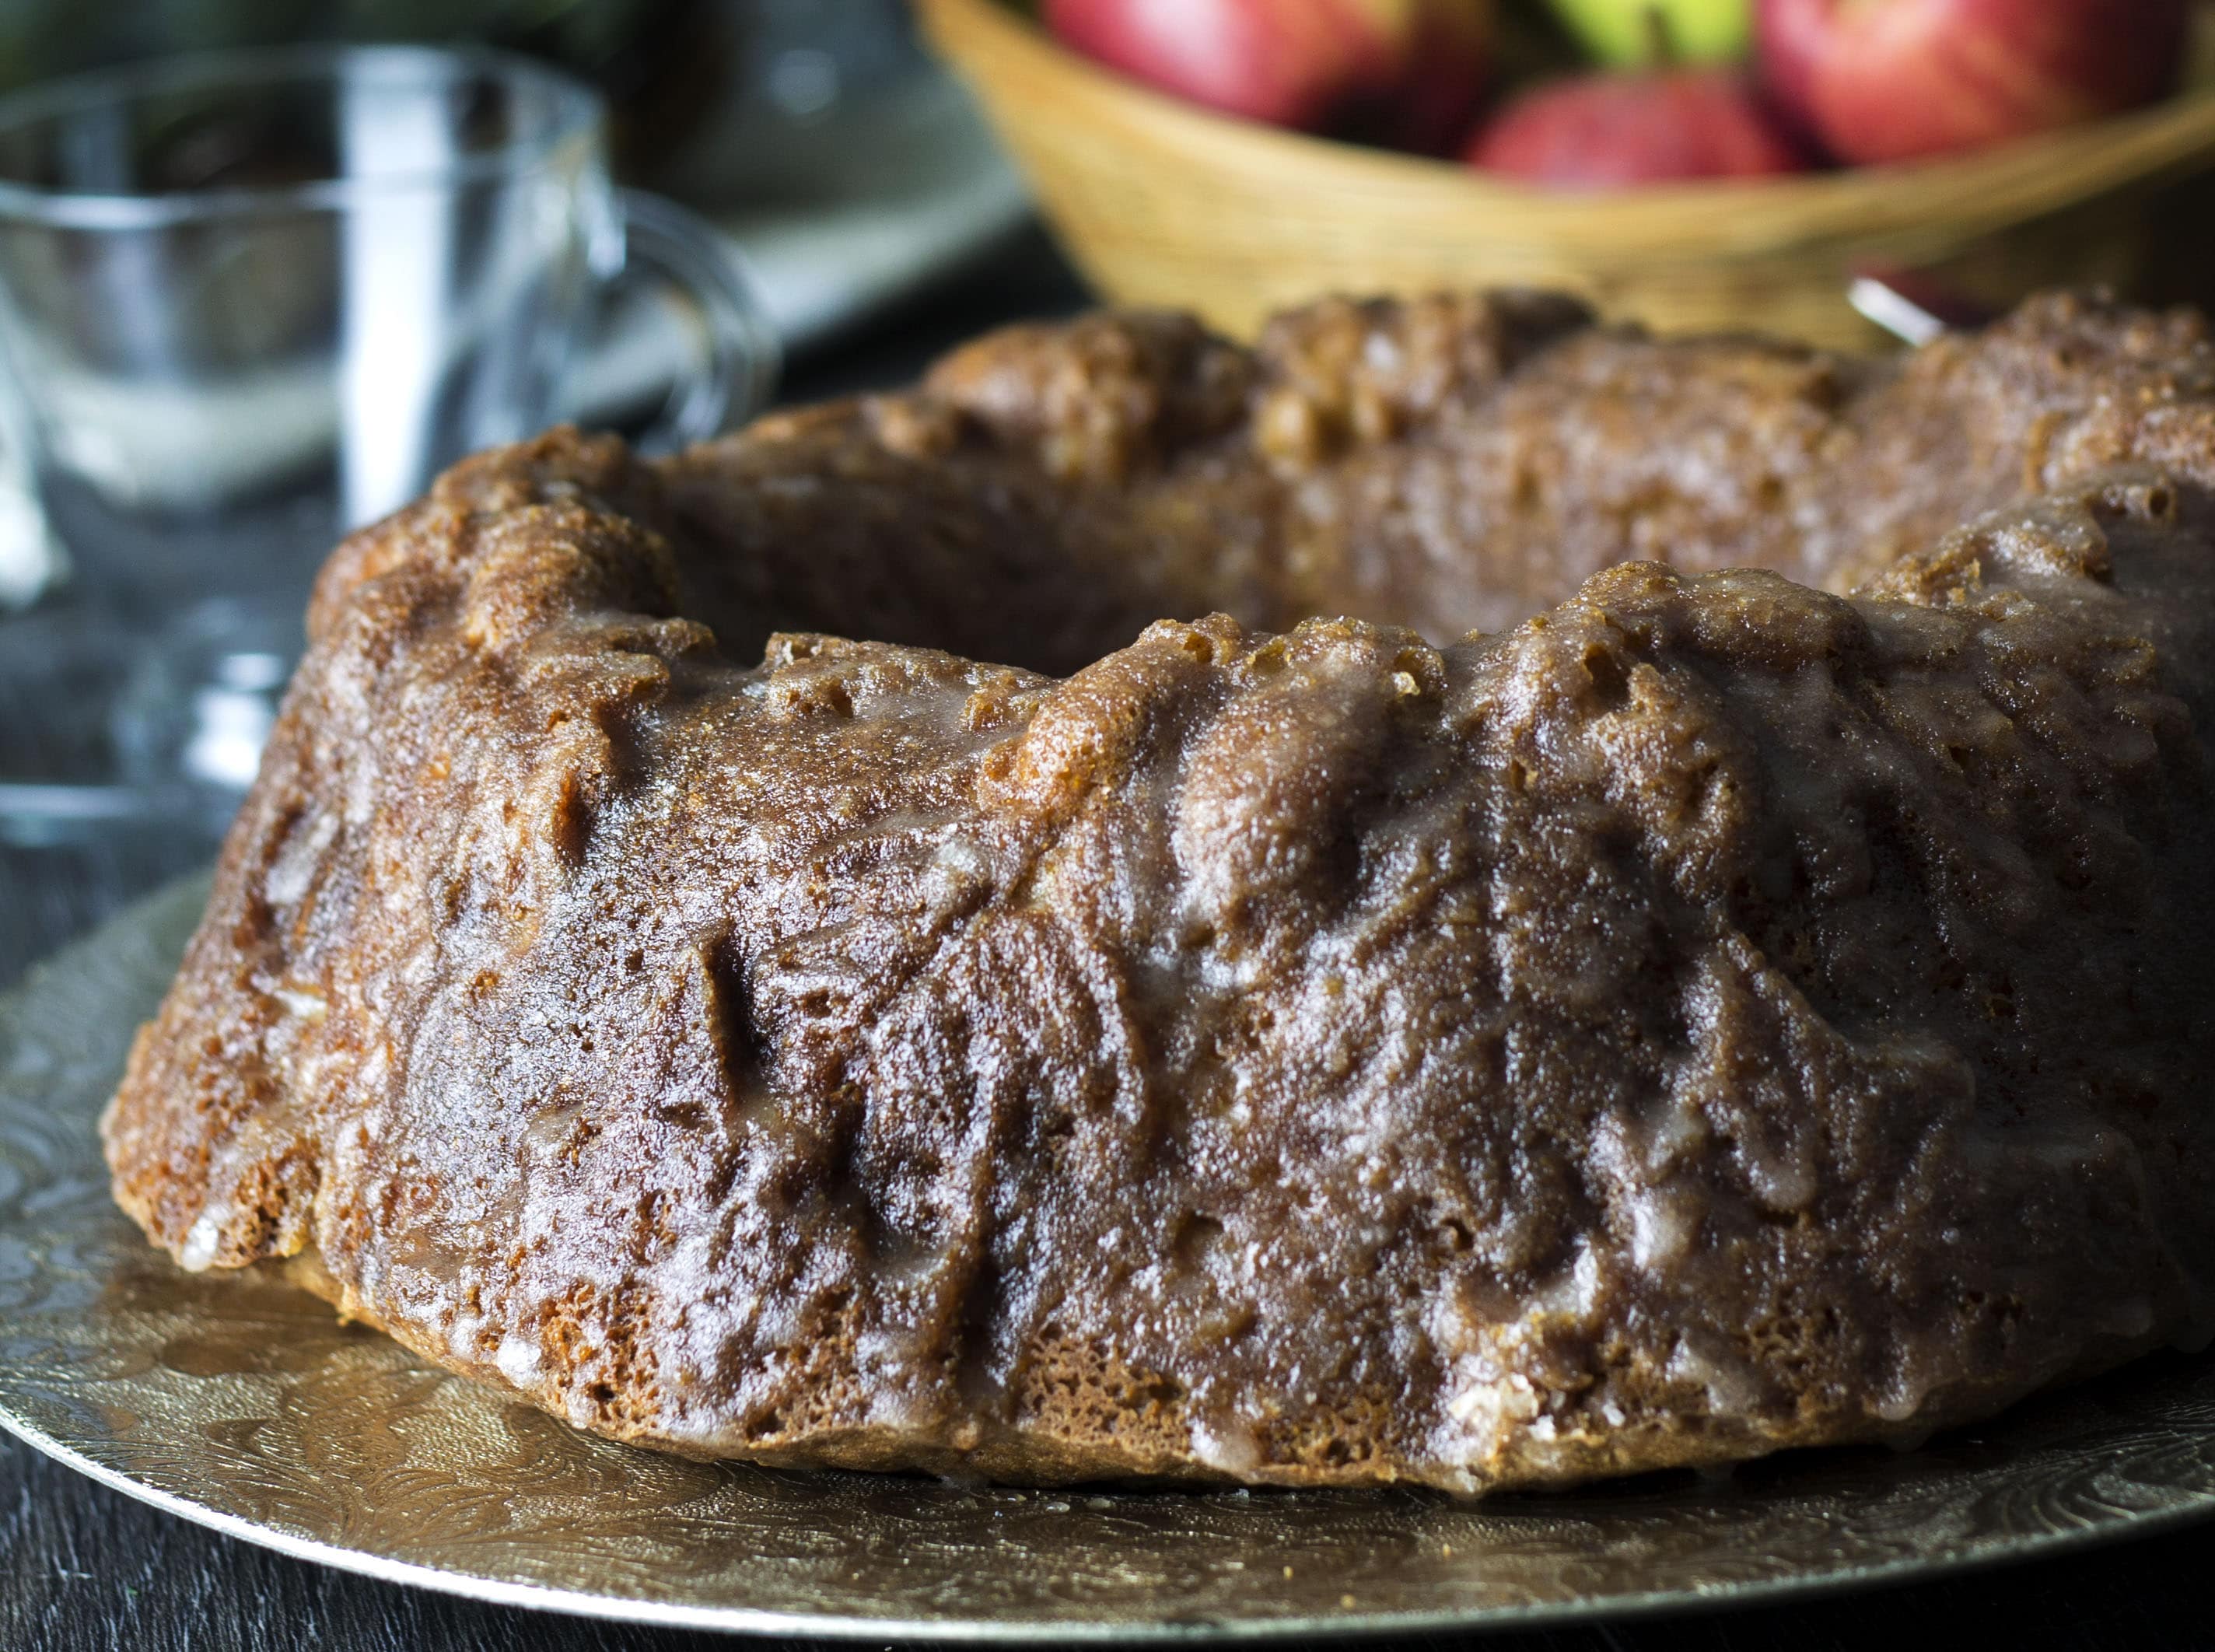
[918,0,2215,350]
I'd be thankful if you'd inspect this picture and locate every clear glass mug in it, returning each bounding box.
[0,44,778,834]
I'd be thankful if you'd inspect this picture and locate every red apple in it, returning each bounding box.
[1464,68,1810,188]
[1044,0,1493,152]
[1755,0,2190,166]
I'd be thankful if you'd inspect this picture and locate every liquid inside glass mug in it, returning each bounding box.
[0,44,778,837]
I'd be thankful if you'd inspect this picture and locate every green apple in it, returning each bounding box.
[1546,0,1752,66]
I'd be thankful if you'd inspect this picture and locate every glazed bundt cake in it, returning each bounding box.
[105,290,2215,1493]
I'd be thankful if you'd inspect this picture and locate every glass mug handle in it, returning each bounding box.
[597,187,781,453]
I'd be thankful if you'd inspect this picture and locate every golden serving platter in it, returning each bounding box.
[5,875,2215,1640]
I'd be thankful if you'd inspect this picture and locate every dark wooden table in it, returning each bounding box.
[5,232,2212,1651]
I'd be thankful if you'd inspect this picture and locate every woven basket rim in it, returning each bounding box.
[921,0,2215,257]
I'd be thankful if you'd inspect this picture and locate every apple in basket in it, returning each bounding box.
[1043,0,1496,152]
[1547,0,1755,65]
[1754,0,2191,164]
[1465,65,1809,186]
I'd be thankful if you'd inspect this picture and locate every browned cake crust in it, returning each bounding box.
[104,291,2215,1493]
[650,287,2215,668]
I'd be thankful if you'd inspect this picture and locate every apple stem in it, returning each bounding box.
[1639,5,1679,71]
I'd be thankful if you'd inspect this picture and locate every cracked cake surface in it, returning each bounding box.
[104,289,2215,1493]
